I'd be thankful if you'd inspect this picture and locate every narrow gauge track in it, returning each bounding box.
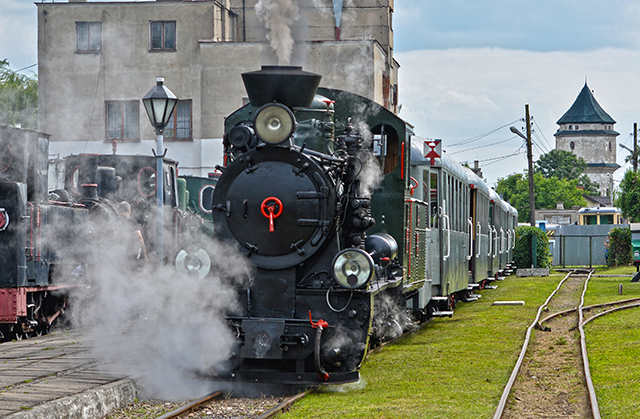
[494,270,597,419]
[154,390,309,419]
[493,270,640,419]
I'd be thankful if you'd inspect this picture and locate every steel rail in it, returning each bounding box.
[492,270,574,419]
[255,389,314,419]
[537,296,640,329]
[578,270,601,419]
[156,390,223,419]
[581,302,640,327]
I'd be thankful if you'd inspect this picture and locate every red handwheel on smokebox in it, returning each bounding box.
[261,197,283,233]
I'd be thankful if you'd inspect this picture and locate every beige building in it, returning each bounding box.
[554,83,619,198]
[37,0,399,177]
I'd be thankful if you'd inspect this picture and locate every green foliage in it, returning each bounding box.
[514,226,551,268]
[607,226,631,267]
[615,170,640,223]
[0,59,38,129]
[577,174,600,196]
[496,172,587,221]
[535,149,587,181]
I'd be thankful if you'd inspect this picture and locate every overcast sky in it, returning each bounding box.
[2,0,640,186]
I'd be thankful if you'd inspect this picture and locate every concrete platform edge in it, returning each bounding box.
[4,379,138,419]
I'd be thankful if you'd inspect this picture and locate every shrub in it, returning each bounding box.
[514,226,551,268]
[607,226,631,267]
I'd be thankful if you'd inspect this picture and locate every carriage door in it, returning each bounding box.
[468,187,477,280]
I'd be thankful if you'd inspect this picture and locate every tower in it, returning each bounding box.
[554,83,619,198]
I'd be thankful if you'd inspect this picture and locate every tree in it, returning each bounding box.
[615,170,640,222]
[535,149,587,180]
[496,172,586,221]
[0,59,38,129]
[514,226,551,268]
[535,149,600,196]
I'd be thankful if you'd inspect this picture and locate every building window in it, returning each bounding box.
[163,100,192,141]
[570,141,575,150]
[106,101,139,141]
[150,21,176,51]
[76,22,101,52]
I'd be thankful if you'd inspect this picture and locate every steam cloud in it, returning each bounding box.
[255,0,300,65]
[69,224,252,400]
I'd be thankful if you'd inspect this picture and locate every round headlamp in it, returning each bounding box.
[175,246,212,280]
[254,103,296,144]
[332,248,374,289]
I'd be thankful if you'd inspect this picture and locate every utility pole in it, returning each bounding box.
[634,122,638,172]
[525,104,535,227]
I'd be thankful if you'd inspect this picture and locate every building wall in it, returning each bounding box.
[38,0,398,178]
[555,123,618,196]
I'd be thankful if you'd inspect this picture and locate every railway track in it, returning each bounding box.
[493,270,640,419]
[154,390,311,419]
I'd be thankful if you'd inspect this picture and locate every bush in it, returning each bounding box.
[607,226,631,267]
[514,226,551,268]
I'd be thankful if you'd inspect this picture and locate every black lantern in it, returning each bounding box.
[142,76,178,133]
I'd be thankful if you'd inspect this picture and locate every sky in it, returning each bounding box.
[2,0,640,187]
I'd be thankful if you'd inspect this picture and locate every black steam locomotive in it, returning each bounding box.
[0,125,88,340]
[213,66,516,386]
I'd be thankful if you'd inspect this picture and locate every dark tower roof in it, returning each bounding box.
[556,83,616,125]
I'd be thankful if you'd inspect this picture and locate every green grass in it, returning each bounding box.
[584,271,640,418]
[281,275,560,419]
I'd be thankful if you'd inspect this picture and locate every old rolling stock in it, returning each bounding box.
[211,66,516,387]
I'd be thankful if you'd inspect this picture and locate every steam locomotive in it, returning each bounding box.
[0,124,212,340]
[0,125,89,340]
[212,66,516,386]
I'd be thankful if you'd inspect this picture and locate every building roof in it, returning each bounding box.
[556,83,616,125]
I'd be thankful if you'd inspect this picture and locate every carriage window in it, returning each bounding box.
[430,173,438,228]
[70,166,81,195]
[199,185,215,214]
[373,124,398,175]
[138,167,157,197]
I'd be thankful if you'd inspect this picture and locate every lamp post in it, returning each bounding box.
[142,76,178,264]
[510,105,536,268]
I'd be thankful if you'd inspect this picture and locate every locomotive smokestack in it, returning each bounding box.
[241,66,322,109]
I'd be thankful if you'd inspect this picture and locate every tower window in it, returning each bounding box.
[570,141,575,150]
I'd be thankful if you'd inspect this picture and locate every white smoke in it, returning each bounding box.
[71,227,252,400]
[255,0,300,66]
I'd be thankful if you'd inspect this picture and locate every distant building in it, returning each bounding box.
[554,83,619,198]
[37,0,398,177]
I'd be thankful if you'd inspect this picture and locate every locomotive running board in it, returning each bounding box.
[431,311,454,317]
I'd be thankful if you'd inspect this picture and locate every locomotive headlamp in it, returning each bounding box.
[254,103,296,145]
[0,208,8,231]
[175,246,212,280]
[332,248,374,289]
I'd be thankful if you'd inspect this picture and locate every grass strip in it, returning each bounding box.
[282,274,561,419]
[584,269,640,419]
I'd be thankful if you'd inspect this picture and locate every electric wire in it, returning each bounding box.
[448,135,520,155]
[531,116,553,152]
[447,119,522,148]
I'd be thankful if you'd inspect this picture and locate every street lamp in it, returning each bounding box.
[143,76,178,264]
[620,143,638,172]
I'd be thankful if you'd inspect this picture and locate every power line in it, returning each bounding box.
[449,135,520,155]
[447,119,522,147]
[531,116,553,151]
[13,63,37,73]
